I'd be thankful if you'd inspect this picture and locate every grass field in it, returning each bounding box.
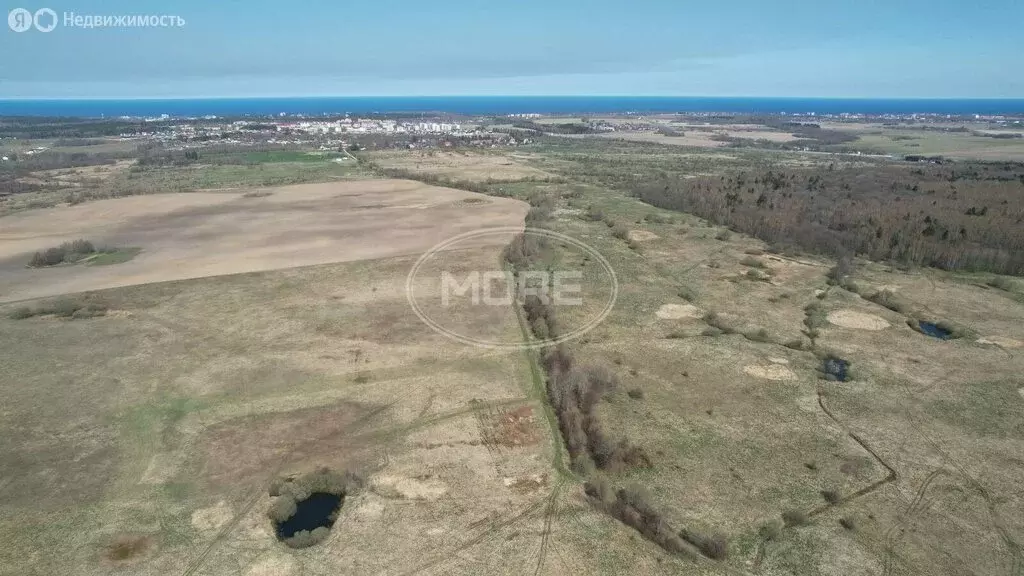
[358,144,1024,575]
[1,135,1022,575]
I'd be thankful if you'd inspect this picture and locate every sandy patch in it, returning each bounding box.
[245,554,297,576]
[768,358,790,365]
[827,310,890,331]
[371,474,448,500]
[976,336,1024,349]
[656,304,702,320]
[191,501,233,532]
[1019,388,1024,400]
[628,230,659,242]
[744,365,797,381]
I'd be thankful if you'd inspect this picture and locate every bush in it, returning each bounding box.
[744,248,765,256]
[7,306,35,320]
[988,276,1019,292]
[283,527,331,549]
[611,224,630,241]
[677,285,698,302]
[679,529,729,560]
[740,256,766,268]
[627,388,645,400]
[759,519,783,541]
[702,327,723,337]
[746,328,771,343]
[868,290,910,314]
[839,517,857,531]
[782,509,809,527]
[27,239,97,268]
[821,489,841,505]
[784,338,806,350]
[715,230,732,241]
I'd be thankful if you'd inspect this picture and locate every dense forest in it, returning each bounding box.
[633,162,1024,275]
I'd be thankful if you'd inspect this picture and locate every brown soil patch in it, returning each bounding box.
[0,179,528,303]
[827,309,891,331]
[103,534,154,564]
[655,303,702,319]
[743,365,797,381]
[480,405,541,448]
[627,230,659,242]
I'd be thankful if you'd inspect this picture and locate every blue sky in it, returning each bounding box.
[1,0,1022,98]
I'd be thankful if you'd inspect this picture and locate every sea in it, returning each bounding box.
[1,96,1023,118]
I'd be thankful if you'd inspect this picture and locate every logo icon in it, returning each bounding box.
[8,8,58,32]
[33,8,56,32]
[8,8,32,32]
[406,227,618,350]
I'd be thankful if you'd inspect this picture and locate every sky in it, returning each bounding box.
[1,0,1022,99]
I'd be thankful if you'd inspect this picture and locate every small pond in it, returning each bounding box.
[275,493,343,539]
[917,321,953,340]
[823,357,850,382]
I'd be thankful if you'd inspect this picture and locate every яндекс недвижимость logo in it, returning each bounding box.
[8,8,185,32]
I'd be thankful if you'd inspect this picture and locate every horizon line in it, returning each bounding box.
[4,95,1024,102]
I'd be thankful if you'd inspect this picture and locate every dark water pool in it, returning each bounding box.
[275,493,343,539]
[917,321,953,340]
[823,358,850,382]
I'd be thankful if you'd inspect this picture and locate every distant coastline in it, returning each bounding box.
[2,96,1024,118]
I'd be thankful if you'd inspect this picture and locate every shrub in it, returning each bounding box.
[666,330,687,339]
[584,205,605,221]
[283,527,331,549]
[27,239,97,268]
[784,338,806,350]
[988,276,1018,292]
[627,388,645,400]
[740,256,766,268]
[702,327,723,337]
[826,255,856,286]
[679,529,729,560]
[868,290,910,314]
[782,509,809,527]
[677,285,699,302]
[821,489,841,505]
[759,519,783,541]
[715,230,732,241]
[7,306,35,320]
[744,248,765,256]
[746,328,771,343]
[583,475,615,505]
[839,517,857,531]
[611,224,630,240]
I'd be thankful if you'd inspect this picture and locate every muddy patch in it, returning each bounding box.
[102,534,154,565]
[743,365,796,381]
[479,405,540,448]
[656,303,702,320]
[827,310,890,331]
[628,230,659,242]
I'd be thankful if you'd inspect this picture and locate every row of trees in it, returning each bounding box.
[633,163,1024,275]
